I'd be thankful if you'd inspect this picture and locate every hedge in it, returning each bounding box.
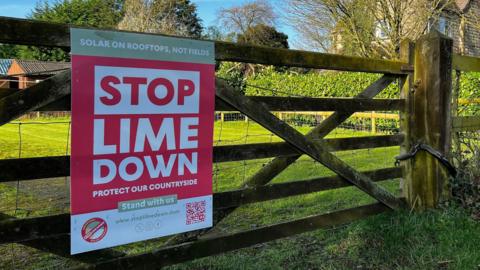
[242,67,480,101]
[216,65,480,130]
[244,67,400,98]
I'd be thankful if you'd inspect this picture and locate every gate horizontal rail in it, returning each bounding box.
[453,116,480,131]
[451,54,480,132]
[29,93,404,112]
[0,134,402,182]
[0,16,408,74]
[0,203,393,269]
[453,54,480,72]
[0,167,401,245]
[70,203,391,270]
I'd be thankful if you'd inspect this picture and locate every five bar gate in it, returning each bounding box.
[0,16,478,269]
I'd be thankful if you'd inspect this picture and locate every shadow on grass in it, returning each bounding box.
[168,205,480,270]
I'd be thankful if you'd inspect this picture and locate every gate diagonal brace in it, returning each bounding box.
[215,78,406,210]
[0,70,70,127]
[167,75,400,244]
[245,75,399,187]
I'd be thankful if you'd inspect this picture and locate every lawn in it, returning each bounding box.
[1,118,479,269]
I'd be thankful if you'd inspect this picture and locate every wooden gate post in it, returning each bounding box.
[402,32,453,210]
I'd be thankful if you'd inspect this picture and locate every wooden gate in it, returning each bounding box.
[0,17,473,269]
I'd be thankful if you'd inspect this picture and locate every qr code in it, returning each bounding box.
[186,200,206,225]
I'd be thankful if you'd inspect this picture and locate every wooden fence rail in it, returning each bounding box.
[0,16,408,74]
[452,54,480,132]
[72,203,390,270]
[453,54,480,72]
[453,116,480,131]
[21,93,406,113]
[0,134,403,182]
[0,167,401,245]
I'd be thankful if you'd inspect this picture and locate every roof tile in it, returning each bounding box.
[15,59,70,76]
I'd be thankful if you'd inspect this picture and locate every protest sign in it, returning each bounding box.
[70,28,214,254]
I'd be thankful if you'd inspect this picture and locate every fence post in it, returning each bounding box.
[399,39,414,200]
[371,112,377,133]
[402,32,453,210]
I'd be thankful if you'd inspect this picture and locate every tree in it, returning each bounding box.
[217,0,277,34]
[20,0,125,61]
[0,44,18,58]
[118,0,203,38]
[284,0,453,59]
[237,24,289,48]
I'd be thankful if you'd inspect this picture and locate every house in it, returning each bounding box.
[7,59,70,89]
[438,0,480,55]
[0,59,13,89]
[331,0,480,57]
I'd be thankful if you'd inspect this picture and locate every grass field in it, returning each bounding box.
[0,118,479,269]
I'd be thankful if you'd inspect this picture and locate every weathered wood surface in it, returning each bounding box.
[399,40,415,199]
[0,71,70,126]
[35,94,404,112]
[452,116,480,131]
[403,32,453,209]
[213,134,403,163]
[0,88,17,99]
[0,135,402,182]
[0,16,408,74]
[215,78,405,210]
[0,167,400,244]
[215,42,407,73]
[214,167,401,210]
[218,96,404,112]
[70,203,389,270]
[34,95,480,112]
[0,16,70,48]
[260,111,400,120]
[245,75,398,188]
[452,54,480,72]
[0,213,125,262]
[161,75,399,246]
[0,156,69,182]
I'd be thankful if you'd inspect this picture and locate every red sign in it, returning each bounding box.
[70,28,215,254]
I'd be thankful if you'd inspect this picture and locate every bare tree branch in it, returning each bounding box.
[282,0,454,58]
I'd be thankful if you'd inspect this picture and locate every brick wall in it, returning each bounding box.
[448,0,480,56]
[463,0,480,55]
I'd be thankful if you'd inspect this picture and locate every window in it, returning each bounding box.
[428,16,451,37]
[375,21,389,40]
[10,78,18,89]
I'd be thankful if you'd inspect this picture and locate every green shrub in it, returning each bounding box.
[216,62,247,93]
[244,67,400,98]
[459,72,480,99]
[242,68,401,132]
[458,72,480,116]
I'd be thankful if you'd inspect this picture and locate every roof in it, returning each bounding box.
[13,60,70,76]
[0,59,12,75]
[456,0,471,12]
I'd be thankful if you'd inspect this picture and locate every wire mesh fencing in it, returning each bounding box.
[0,74,404,269]
[451,71,480,218]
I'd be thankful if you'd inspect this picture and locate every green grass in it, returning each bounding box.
[0,118,71,159]
[0,118,478,269]
[168,206,480,270]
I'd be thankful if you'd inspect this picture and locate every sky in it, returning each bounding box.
[0,0,297,46]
